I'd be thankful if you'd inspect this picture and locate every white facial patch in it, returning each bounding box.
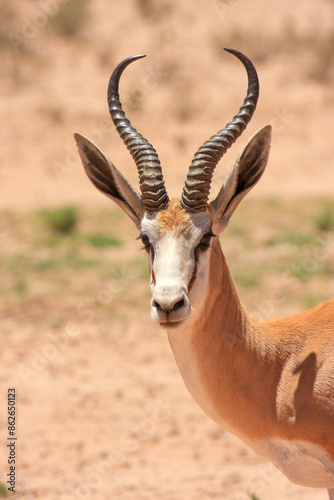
[140,210,213,324]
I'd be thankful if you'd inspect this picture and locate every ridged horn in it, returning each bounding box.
[180,48,260,213]
[108,54,169,214]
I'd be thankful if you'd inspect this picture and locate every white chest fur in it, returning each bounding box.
[167,324,249,437]
[251,438,334,489]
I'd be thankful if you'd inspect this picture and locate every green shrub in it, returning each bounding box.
[0,481,9,498]
[40,206,79,234]
[313,205,334,231]
[86,233,121,248]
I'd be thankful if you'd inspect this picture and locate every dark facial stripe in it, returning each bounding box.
[188,219,214,294]
[148,252,156,286]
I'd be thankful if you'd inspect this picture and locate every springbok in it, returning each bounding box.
[75,49,334,499]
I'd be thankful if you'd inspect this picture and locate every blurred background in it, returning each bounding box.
[0,1,333,499]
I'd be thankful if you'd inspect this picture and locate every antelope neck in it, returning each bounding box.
[166,238,264,434]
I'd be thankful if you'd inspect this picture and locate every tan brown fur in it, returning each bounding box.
[190,237,334,459]
[157,198,191,234]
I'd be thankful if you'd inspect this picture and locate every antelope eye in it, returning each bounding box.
[198,232,214,249]
[141,234,151,251]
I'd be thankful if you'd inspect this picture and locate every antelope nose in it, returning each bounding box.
[153,296,185,314]
[151,287,191,323]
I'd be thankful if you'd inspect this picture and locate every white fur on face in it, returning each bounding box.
[140,211,212,327]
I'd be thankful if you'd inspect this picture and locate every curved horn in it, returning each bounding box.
[108,55,169,214]
[180,48,259,213]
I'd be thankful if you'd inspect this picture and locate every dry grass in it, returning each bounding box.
[1,197,333,318]
[0,197,332,499]
[0,1,333,498]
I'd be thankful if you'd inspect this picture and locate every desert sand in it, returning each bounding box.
[0,0,333,499]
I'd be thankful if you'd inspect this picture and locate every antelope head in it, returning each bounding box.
[75,49,272,329]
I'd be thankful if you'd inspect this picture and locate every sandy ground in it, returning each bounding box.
[0,0,333,499]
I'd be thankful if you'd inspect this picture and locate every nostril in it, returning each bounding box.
[152,297,185,314]
[151,290,190,322]
[153,300,163,312]
[173,298,185,311]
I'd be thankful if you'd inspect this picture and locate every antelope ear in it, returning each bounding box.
[210,125,272,233]
[74,133,145,229]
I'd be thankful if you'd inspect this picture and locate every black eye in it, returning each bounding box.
[140,234,151,252]
[198,232,215,250]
